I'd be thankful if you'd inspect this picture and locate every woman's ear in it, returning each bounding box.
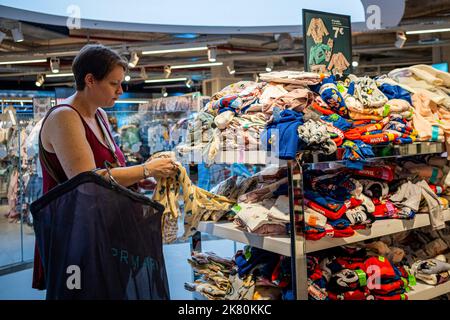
[84,73,95,88]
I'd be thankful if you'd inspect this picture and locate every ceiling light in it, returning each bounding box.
[227,61,236,75]
[128,51,139,68]
[164,65,172,78]
[140,67,148,79]
[145,77,187,83]
[0,31,6,44]
[162,87,168,97]
[124,74,131,82]
[266,60,274,72]
[50,57,60,73]
[185,78,193,88]
[171,62,223,69]
[0,99,32,103]
[352,55,360,68]
[406,27,450,35]
[35,74,45,87]
[11,24,24,42]
[142,46,208,55]
[395,31,407,49]
[0,59,47,65]
[45,72,73,78]
[207,47,217,62]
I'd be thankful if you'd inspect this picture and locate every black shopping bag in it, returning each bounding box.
[30,171,170,300]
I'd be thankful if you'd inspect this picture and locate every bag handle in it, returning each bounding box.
[102,160,127,189]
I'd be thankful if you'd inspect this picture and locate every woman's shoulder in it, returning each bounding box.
[45,106,82,124]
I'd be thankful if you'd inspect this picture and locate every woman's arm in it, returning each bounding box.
[43,107,177,187]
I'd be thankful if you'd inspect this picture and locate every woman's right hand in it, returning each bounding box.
[145,158,178,179]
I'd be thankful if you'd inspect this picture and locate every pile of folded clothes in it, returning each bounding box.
[194,154,449,240]
[217,165,290,236]
[185,251,235,300]
[308,245,415,300]
[185,247,292,300]
[303,170,376,240]
[303,155,450,240]
[233,246,291,300]
[177,65,450,164]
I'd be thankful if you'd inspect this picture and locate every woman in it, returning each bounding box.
[32,44,178,289]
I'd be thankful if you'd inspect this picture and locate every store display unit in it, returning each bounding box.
[184,141,449,300]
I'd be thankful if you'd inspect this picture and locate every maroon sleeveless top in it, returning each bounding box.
[32,104,126,289]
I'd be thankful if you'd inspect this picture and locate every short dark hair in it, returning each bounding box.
[72,44,127,90]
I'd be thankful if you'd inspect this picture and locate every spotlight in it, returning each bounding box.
[207,47,217,62]
[140,67,148,79]
[185,78,193,88]
[352,55,359,68]
[266,60,274,72]
[164,65,172,78]
[50,57,60,73]
[227,61,236,75]
[128,51,139,68]
[395,31,407,49]
[0,31,6,45]
[124,74,131,82]
[35,74,45,87]
[11,24,24,42]
[162,87,168,97]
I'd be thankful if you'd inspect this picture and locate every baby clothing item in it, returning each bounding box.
[259,84,288,111]
[342,140,374,161]
[321,113,353,132]
[261,109,304,159]
[389,181,422,218]
[353,165,395,182]
[305,208,328,228]
[416,180,445,230]
[378,83,412,104]
[412,92,447,142]
[345,206,374,227]
[214,110,235,129]
[238,178,288,204]
[359,179,389,199]
[348,75,388,108]
[259,71,322,86]
[297,119,337,155]
[411,255,450,285]
[269,88,315,114]
[319,75,348,118]
[152,154,235,243]
[233,203,287,235]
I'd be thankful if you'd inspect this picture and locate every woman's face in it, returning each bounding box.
[92,65,125,108]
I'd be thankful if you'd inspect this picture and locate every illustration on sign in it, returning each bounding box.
[303,9,352,76]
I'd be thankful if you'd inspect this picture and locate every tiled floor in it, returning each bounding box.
[0,238,244,300]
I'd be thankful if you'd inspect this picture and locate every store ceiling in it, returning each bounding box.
[0,0,449,94]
